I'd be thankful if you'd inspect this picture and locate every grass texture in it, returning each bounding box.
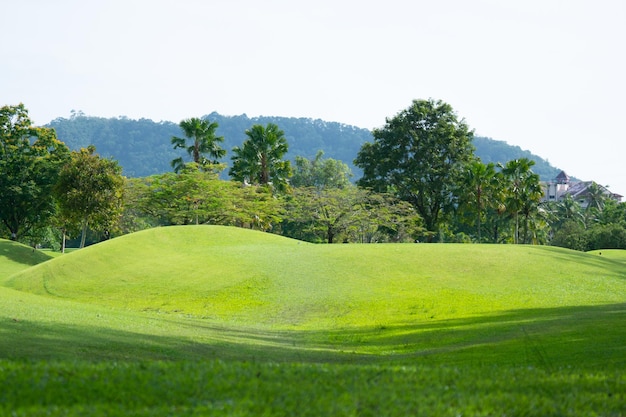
[1,225,626,416]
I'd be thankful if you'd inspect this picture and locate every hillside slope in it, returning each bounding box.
[48,114,566,180]
[0,240,53,285]
[8,226,625,330]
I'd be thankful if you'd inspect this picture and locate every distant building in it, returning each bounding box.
[542,170,622,207]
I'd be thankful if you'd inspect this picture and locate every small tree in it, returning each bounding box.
[55,145,124,249]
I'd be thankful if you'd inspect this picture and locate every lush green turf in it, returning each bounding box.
[2,226,626,416]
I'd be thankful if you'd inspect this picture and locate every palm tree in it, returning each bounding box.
[229,123,291,192]
[459,160,498,242]
[501,158,543,244]
[171,118,226,173]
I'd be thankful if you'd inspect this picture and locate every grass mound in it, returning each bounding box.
[0,239,53,285]
[8,225,626,329]
[2,226,626,415]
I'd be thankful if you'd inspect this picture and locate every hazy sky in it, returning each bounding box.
[3,1,625,193]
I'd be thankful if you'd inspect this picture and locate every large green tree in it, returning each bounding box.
[171,118,226,173]
[229,123,291,192]
[54,145,125,249]
[355,99,474,241]
[0,104,70,240]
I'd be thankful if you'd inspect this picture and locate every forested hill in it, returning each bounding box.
[48,112,565,180]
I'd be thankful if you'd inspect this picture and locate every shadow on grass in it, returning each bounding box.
[530,245,626,279]
[1,302,625,371]
[0,240,52,266]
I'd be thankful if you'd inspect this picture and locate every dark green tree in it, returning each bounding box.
[354,99,474,241]
[171,118,226,173]
[54,145,125,249]
[0,104,70,241]
[229,123,291,192]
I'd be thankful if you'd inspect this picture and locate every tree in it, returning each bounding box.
[501,158,543,244]
[291,150,353,189]
[354,99,474,241]
[0,104,70,241]
[283,186,421,243]
[457,160,499,242]
[171,118,226,173]
[229,123,291,192]
[54,145,124,249]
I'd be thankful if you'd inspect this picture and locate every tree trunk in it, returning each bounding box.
[80,220,88,249]
[62,228,67,254]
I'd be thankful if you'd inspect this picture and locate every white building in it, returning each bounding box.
[542,171,622,207]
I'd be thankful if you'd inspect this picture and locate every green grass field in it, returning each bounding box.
[1,226,625,416]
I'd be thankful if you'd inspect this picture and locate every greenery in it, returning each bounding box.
[0,104,70,241]
[355,99,475,240]
[47,112,565,182]
[2,226,626,415]
[54,145,125,248]
[229,123,291,192]
[170,117,226,173]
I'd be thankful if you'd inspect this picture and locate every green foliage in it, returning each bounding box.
[229,123,291,192]
[283,187,421,243]
[291,150,353,189]
[47,113,568,185]
[130,172,283,231]
[170,118,226,173]
[54,145,125,248]
[456,160,501,242]
[355,99,474,240]
[501,158,545,244]
[0,104,70,240]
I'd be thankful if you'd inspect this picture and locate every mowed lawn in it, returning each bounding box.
[1,226,625,416]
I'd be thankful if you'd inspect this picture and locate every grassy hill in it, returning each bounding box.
[2,226,625,416]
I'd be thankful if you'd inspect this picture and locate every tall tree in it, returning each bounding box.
[458,160,499,242]
[54,145,124,249]
[171,118,226,173]
[229,123,291,192]
[0,104,70,240]
[354,99,474,241]
[501,158,543,244]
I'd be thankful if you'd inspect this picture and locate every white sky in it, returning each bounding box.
[3,0,625,194]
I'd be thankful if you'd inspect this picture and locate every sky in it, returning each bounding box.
[3,0,625,194]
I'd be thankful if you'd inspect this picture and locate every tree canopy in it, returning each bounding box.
[0,104,70,240]
[54,145,125,248]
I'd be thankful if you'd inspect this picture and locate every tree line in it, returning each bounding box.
[3,101,626,250]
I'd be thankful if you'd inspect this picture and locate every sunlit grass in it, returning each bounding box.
[2,226,626,416]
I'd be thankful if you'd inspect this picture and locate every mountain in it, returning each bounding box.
[47,113,566,181]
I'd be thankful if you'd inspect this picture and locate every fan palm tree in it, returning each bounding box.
[460,160,499,241]
[229,123,291,192]
[171,118,226,173]
[501,158,543,244]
